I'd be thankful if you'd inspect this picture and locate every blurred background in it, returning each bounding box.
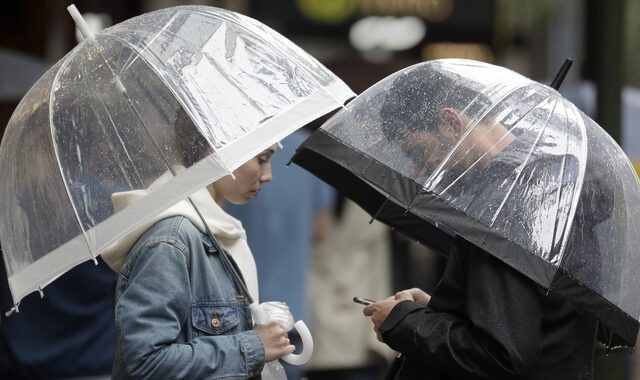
[0,0,638,379]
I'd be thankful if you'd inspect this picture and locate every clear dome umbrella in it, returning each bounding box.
[293,59,640,348]
[0,5,354,311]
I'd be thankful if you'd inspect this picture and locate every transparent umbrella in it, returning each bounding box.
[293,58,640,347]
[0,5,354,310]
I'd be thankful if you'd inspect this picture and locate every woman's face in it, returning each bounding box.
[210,145,276,205]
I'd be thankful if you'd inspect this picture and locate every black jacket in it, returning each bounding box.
[380,237,597,380]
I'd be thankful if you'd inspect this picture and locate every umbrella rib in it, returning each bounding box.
[49,45,100,265]
[548,152,568,263]
[118,13,179,76]
[547,98,571,263]
[550,100,589,265]
[79,42,145,189]
[370,195,391,224]
[488,97,556,230]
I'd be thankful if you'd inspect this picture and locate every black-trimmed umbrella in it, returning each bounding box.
[292,58,640,348]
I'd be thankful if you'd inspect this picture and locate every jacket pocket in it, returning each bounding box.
[191,301,240,336]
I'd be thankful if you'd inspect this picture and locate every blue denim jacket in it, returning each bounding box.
[112,216,264,379]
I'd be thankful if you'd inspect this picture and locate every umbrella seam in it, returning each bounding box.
[49,41,98,266]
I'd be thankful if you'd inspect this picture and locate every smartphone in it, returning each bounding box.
[353,296,376,306]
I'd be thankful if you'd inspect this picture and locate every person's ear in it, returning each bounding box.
[438,108,464,141]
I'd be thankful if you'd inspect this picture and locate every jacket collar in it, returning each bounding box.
[101,170,245,272]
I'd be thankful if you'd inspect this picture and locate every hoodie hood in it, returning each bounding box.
[101,171,259,301]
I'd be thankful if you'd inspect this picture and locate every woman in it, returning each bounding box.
[104,108,293,379]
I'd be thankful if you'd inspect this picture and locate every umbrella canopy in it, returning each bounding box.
[293,59,640,347]
[0,5,354,307]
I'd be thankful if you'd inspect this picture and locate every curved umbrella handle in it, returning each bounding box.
[281,320,313,365]
[250,302,314,365]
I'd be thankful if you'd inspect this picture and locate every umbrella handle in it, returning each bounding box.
[250,303,314,366]
[281,320,313,365]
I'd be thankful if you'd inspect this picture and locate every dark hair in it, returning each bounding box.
[379,62,490,143]
[174,106,211,167]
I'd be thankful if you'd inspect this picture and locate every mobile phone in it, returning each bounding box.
[353,296,376,306]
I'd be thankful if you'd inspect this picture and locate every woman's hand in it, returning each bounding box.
[254,322,295,362]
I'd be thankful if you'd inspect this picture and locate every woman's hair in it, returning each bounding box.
[174,106,211,167]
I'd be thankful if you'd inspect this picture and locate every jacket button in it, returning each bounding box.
[211,317,221,328]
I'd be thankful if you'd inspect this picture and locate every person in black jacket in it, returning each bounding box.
[365,238,597,379]
[363,64,599,379]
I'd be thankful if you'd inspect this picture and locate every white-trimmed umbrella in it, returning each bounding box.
[0,5,354,310]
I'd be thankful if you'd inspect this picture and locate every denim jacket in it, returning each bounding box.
[112,216,264,379]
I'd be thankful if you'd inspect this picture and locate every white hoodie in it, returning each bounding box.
[100,172,259,302]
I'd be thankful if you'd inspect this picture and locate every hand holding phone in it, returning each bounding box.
[353,296,376,306]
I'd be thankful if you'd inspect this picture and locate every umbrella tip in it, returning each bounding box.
[549,58,573,90]
[4,303,20,317]
[67,4,96,41]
